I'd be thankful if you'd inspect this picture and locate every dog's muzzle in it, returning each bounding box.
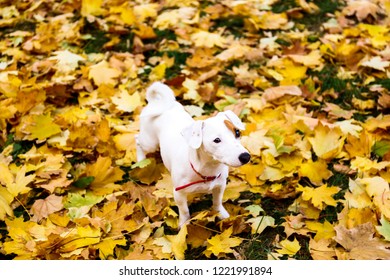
[239,152,251,164]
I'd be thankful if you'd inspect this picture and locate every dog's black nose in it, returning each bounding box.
[239,152,251,164]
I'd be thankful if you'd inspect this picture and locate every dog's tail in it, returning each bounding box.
[144,82,176,116]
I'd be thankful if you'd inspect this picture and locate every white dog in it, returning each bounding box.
[136,82,251,226]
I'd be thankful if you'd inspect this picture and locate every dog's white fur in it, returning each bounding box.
[136,82,250,226]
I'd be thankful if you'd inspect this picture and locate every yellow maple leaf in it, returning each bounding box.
[0,187,13,220]
[246,215,275,234]
[29,114,62,141]
[153,7,197,29]
[344,178,372,209]
[204,227,242,258]
[275,59,307,85]
[133,4,159,22]
[111,89,142,113]
[60,225,101,254]
[7,165,35,198]
[276,238,301,256]
[85,156,124,194]
[0,162,13,186]
[48,212,70,227]
[358,176,390,219]
[308,123,345,160]
[239,164,264,186]
[255,11,289,30]
[110,4,136,26]
[167,225,188,260]
[340,207,378,229]
[81,0,104,17]
[260,166,287,181]
[49,50,85,73]
[191,31,227,48]
[149,63,167,81]
[92,200,142,237]
[3,217,36,259]
[95,238,127,259]
[187,224,211,248]
[299,159,332,186]
[350,156,390,174]
[297,184,341,210]
[88,60,121,86]
[306,220,336,241]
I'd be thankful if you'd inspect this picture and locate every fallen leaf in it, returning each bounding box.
[88,60,121,86]
[29,114,62,141]
[297,184,340,210]
[306,220,336,241]
[111,89,142,113]
[334,223,390,260]
[308,123,345,160]
[30,194,64,222]
[309,238,336,260]
[376,216,390,241]
[343,0,381,21]
[246,215,275,235]
[263,85,302,101]
[298,159,332,186]
[204,227,242,258]
[276,238,301,256]
[361,56,390,72]
[6,165,36,198]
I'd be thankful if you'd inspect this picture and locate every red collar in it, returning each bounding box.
[175,162,221,191]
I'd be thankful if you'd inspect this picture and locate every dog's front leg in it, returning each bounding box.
[174,191,191,227]
[212,185,230,219]
[135,135,146,161]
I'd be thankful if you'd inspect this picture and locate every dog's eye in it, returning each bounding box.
[213,138,221,143]
[235,129,241,138]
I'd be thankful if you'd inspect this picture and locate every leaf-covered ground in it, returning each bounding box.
[1,0,390,260]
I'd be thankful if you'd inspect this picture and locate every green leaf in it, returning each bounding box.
[376,216,390,241]
[372,141,390,157]
[72,176,95,188]
[245,205,265,217]
[64,192,104,209]
[131,158,151,169]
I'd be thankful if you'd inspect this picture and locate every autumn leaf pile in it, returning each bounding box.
[1,0,390,260]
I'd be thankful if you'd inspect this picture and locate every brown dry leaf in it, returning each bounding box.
[309,238,336,260]
[334,223,390,260]
[30,194,64,222]
[263,85,302,101]
[343,0,381,21]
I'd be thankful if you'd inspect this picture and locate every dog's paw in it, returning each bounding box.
[218,207,230,219]
[178,215,191,229]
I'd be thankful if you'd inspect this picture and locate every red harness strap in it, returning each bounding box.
[175,162,221,191]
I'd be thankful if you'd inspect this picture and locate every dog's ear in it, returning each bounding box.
[181,121,204,149]
[218,110,245,130]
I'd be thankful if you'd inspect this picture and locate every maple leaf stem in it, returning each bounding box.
[193,222,255,242]
[59,236,101,248]
[14,196,32,220]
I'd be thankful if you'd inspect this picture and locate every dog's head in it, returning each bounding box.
[181,110,251,167]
